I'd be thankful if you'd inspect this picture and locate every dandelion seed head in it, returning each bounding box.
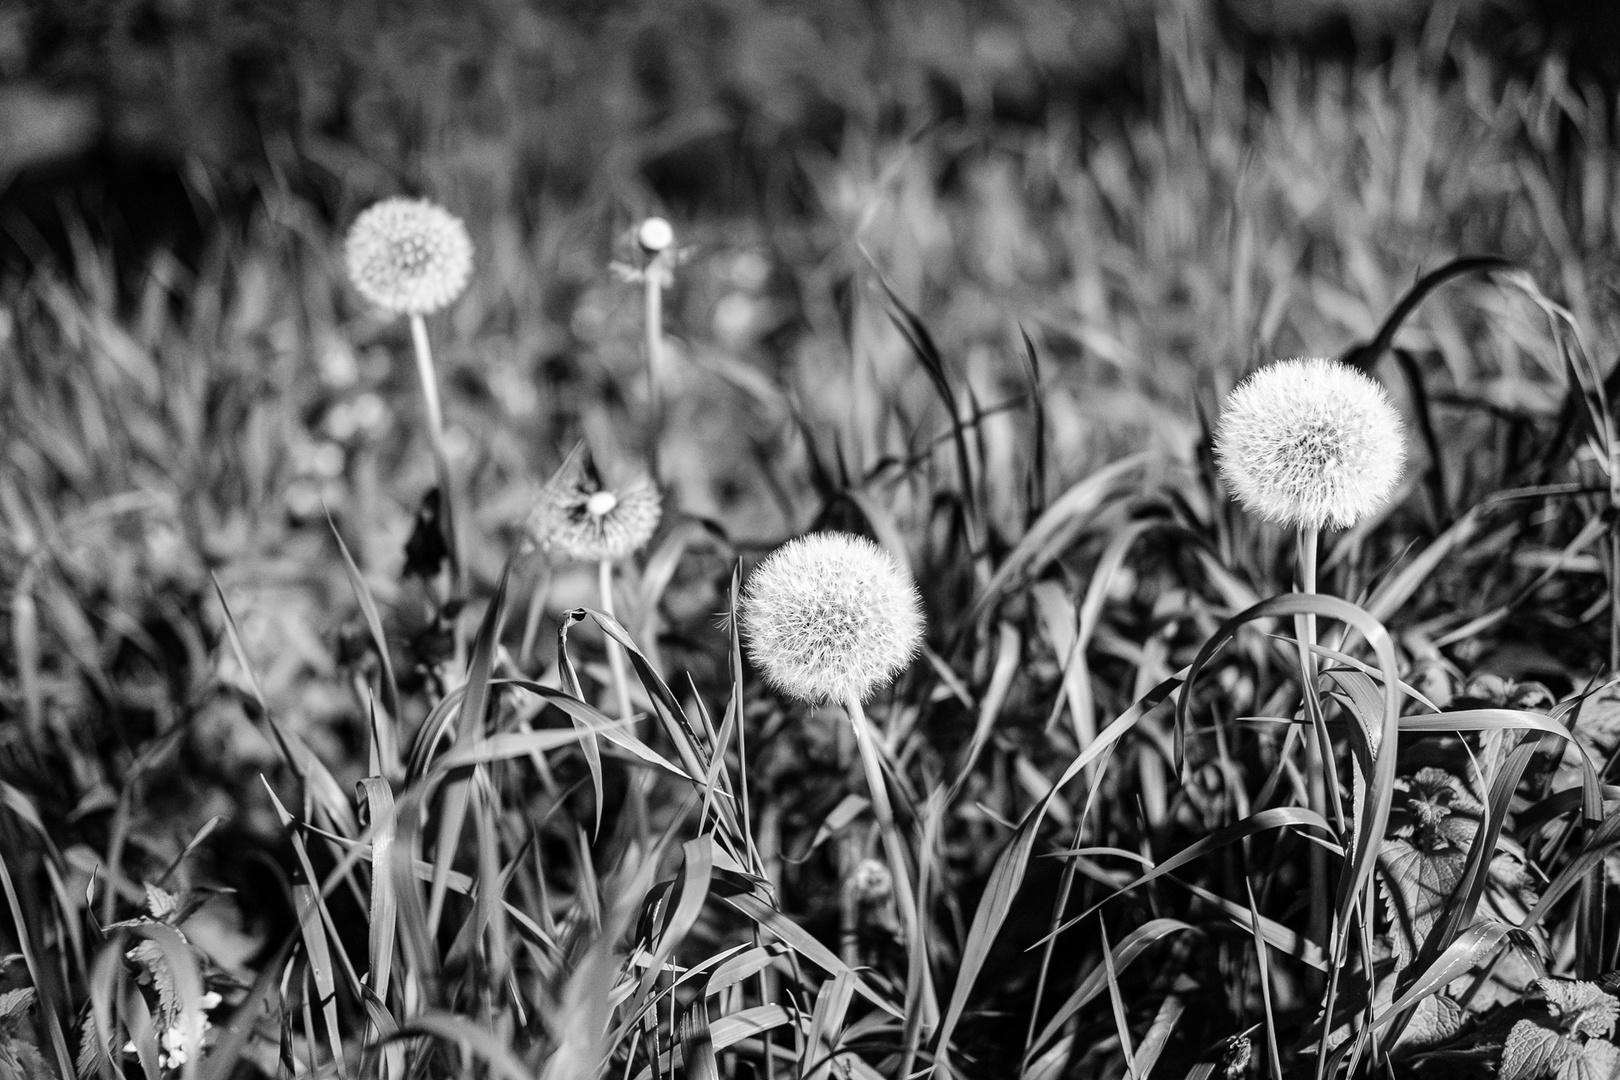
[849,857,893,904]
[638,216,674,254]
[344,197,473,316]
[1214,357,1405,530]
[524,452,661,563]
[740,532,924,705]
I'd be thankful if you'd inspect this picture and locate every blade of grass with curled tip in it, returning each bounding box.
[428,560,512,935]
[1340,256,1514,372]
[327,510,402,780]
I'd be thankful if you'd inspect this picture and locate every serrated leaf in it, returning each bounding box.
[1540,979,1620,1039]
[1501,1019,1580,1080]
[0,989,32,1026]
[1380,836,1467,969]
[143,884,179,921]
[1401,993,1466,1050]
[126,940,178,1028]
[1557,1039,1620,1080]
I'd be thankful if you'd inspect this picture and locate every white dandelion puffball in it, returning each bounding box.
[344,197,474,316]
[638,216,674,254]
[741,532,924,706]
[1214,357,1405,530]
[524,456,662,563]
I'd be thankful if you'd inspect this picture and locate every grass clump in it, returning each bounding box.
[6,5,1620,1079]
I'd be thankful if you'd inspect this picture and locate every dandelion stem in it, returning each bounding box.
[844,693,936,1031]
[644,256,666,481]
[599,558,634,725]
[409,313,465,665]
[1294,526,1331,970]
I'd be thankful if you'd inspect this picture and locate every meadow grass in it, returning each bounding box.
[5,4,1620,1078]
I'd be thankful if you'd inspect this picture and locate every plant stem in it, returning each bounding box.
[844,693,937,1031]
[598,558,634,725]
[644,256,666,482]
[409,313,465,667]
[1294,526,1330,968]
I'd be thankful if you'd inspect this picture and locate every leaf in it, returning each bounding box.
[0,989,32,1026]
[1560,1040,1620,1080]
[1540,979,1620,1039]
[143,884,179,921]
[1379,836,1467,970]
[1501,1020,1580,1080]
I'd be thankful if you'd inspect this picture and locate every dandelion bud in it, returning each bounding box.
[1214,357,1405,530]
[740,532,924,705]
[524,451,661,563]
[344,197,474,317]
[637,216,674,254]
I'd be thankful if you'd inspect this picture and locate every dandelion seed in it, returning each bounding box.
[1214,357,1405,529]
[740,532,924,706]
[523,449,661,563]
[344,197,473,317]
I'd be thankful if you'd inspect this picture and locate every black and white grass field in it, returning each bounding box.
[4,3,1620,1078]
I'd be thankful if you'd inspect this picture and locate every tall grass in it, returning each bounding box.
[5,5,1620,1078]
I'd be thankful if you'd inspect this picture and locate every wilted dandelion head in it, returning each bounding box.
[344,197,473,316]
[1214,357,1405,530]
[740,532,924,706]
[638,216,674,254]
[523,449,661,563]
